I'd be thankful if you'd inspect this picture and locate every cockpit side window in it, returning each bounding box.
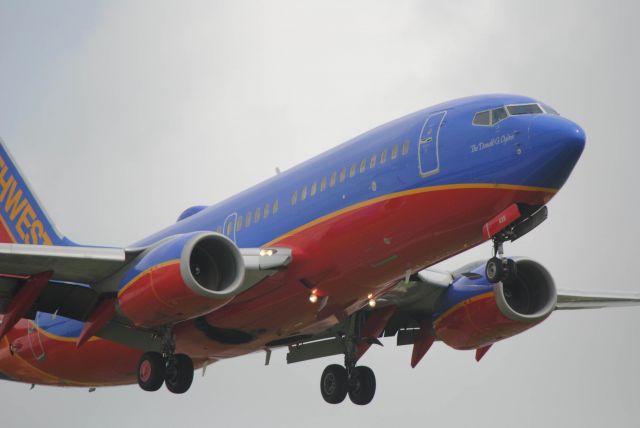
[472,110,491,126]
[473,102,553,127]
[491,107,508,125]
[541,103,559,115]
[506,103,543,115]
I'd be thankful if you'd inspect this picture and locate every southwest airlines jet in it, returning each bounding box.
[0,94,637,405]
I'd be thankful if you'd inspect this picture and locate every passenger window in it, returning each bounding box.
[491,107,508,125]
[370,154,376,169]
[301,186,308,201]
[391,144,398,160]
[273,199,279,214]
[473,110,491,126]
[359,159,366,174]
[291,191,298,205]
[254,208,261,223]
[349,164,356,178]
[310,181,317,196]
[236,217,242,232]
[380,149,387,164]
[245,212,251,227]
[340,168,346,182]
[402,140,410,155]
[330,172,336,187]
[226,222,232,236]
[320,177,327,192]
[263,203,270,219]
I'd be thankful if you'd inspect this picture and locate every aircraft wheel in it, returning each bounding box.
[348,366,376,405]
[320,364,348,404]
[165,353,194,394]
[486,257,504,283]
[137,352,165,392]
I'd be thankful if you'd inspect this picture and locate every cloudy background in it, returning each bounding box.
[0,1,639,426]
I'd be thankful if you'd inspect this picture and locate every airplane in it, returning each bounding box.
[0,93,638,406]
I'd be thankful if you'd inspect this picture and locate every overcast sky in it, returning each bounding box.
[1,1,639,427]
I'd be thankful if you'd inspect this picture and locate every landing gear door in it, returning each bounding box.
[418,111,447,178]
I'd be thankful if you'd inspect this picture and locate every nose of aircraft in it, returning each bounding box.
[526,115,586,190]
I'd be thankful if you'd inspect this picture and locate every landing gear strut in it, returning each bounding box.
[485,239,517,284]
[319,314,377,405]
[136,330,194,394]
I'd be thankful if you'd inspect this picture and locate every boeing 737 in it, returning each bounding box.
[0,94,637,405]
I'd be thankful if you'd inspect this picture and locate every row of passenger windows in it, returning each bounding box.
[215,139,413,237]
[290,140,411,206]
[216,199,281,235]
[472,103,557,126]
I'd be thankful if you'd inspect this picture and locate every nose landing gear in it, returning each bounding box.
[485,239,517,284]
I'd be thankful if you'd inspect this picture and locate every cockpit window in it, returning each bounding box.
[472,102,554,127]
[491,107,508,125]
[541,103,559,115]
[472,110,490,126]
[506,103,543,115]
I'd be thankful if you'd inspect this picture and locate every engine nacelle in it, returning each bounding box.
[434,258,556,350]
[118,231,245,327]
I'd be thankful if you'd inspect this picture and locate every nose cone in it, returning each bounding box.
[526,116,586,190]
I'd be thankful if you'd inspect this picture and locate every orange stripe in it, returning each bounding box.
[264,183,557,246]
[117,260,180,298]
[432,292,495,328]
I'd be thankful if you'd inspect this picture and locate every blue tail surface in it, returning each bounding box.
[0,138,69,245]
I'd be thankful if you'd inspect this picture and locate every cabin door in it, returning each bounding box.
[418,111,447,178]
[223,213,238,243]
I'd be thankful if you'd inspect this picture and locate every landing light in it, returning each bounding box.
[309,289,319,303]
[367,294,376,308]
[260,249,276,257]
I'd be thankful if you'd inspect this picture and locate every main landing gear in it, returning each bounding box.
[485,239,517,284]
[320,363,376,405]
[137,332,194,394]
[319,315,377,405]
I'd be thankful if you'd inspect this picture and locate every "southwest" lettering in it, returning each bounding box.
[0,155,53,245]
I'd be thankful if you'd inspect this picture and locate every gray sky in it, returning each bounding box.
[1,1,639,427]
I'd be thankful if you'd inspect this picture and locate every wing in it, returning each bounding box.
[555,289,640,310]
[0,242,137,283]
[0,242,292,350]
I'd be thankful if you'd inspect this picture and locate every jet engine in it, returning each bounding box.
[117,231,245,327]
[434,258,557,350]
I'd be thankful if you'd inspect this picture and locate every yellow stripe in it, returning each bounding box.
[264,183,557,246]
[117,260,180,298]
[30,320,100,344]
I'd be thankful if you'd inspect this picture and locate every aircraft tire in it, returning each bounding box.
[320,364,348,404]
[486,257,504,283]
[165,354,194,394]
[137,352,165,392]
[348,366,376,405]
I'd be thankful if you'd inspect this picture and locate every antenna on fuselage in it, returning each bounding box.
[275,167,281,175]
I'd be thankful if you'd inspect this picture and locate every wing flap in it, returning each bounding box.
[0,243,132,283]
